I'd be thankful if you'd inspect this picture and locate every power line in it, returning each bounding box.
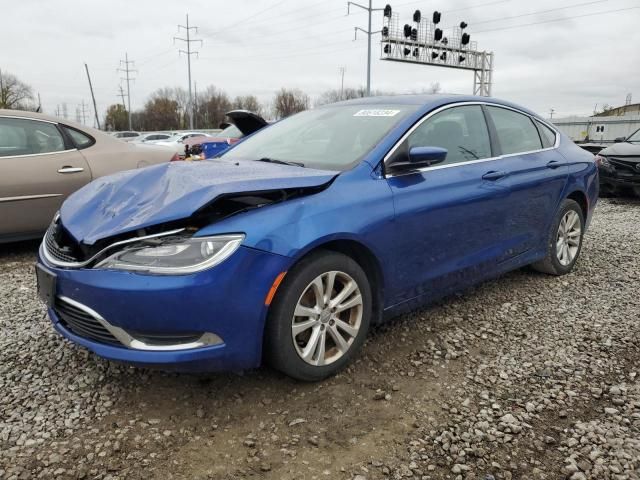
[174,14,202,130]
[474,5,639,33]
[117,53,136,131]
[446,0,610,28]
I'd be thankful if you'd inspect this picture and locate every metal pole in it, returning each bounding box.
[85,63,101,129]
[186,15,194,130]
[125,53,132,131]
[339,67,345,100]
[366,0,372,96]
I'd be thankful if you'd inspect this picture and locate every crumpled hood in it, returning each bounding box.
[600,142,640,156]
[61,159,337,245]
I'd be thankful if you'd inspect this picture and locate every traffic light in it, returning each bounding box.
[432,11,441,24]
[460,22,468,29]
[404,24,412,38]
[461,33,471,46]
[413,10,421,23]
[440,52,447,61]
[413,47,420,57]
[382,26,389,37]
[411,28,418,41]
[384,4,392,18]
[384,44,391,54]
[442,37,449,46]
[434,28,443,41]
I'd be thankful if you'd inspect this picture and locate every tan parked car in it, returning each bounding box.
[0,110,178,243]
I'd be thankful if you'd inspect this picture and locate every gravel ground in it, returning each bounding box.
[1,197,639,480]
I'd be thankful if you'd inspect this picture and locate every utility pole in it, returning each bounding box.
[348,1,383,96]
[0,69,4,108]
[118,85,127,109]
[79,100,88,125]
[37,93,42,113]
[117,53,136,131]
[339,66,346,100]
[194,81,198,129]
[84,63,101,129]
[549,108,555,119]
[174,14,202,130]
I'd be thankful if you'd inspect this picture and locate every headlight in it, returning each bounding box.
[594,154,611,168]
[95,234,244,274]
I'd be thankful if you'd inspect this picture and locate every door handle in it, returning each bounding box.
[546,160,561,169]
[482,170,508,181]
[57,166,84,174]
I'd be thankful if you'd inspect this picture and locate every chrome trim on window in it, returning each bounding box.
[383,101,561,178]
[57,296,224,351]
[40,227,186,269]
[0,114,58,124]
[0,148,78,160]
[0,193,62,203]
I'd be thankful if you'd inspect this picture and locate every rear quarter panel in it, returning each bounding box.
[557,134,599,226]
[81,139,173,178]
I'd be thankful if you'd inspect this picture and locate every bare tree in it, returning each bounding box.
[0,70,35,110]
[231,95,263,115]
[273,88,309,118]
[104,104,129,131]
[427,81,441,94]
[316,86,367,106]
[196,86,232,128]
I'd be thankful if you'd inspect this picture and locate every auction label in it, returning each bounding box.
[353,109,401,117]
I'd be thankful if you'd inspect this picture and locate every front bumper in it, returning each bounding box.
[598,167,640,190]
[38,245,290,371]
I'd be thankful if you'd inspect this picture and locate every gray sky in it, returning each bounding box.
[3,0,639,123]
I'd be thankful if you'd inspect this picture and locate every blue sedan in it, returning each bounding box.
[36,95,598,381]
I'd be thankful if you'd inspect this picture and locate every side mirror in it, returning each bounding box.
[614,136,626,143]
[388,146,448,172]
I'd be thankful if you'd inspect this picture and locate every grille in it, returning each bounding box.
[44,223,80,264]
[54,298,122,347]
[609,157,640,175]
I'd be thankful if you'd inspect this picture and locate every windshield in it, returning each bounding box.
[219,124,243,139]
[627,128,640,143]
[222,104,418,170]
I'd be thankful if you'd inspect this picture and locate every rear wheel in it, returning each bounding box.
[532,199,584,275]
[264,251,372,381]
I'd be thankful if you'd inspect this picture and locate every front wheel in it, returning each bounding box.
[531,199,585,275]
[264,251,372,381]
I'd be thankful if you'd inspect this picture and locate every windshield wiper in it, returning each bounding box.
[258,157,305,167]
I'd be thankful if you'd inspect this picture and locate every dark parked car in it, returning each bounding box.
[36,95,598,381]
[595,128,640,196]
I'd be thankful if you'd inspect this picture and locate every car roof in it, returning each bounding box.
[0,108,91,129]
[328,94,541,118]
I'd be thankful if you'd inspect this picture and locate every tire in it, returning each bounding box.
[531,199,585,275]
[264,250,372,381]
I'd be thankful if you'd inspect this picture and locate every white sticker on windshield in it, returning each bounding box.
[353,109,401,117]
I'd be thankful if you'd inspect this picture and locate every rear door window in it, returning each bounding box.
[534,120,557,148]
[486,106,542,155]
[0,117,66,157]
[62,126,94,149]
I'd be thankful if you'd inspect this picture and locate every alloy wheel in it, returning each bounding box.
[556,210,581,266]
[291,271,363,366]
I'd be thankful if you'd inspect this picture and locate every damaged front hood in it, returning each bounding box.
[61,159,337,245]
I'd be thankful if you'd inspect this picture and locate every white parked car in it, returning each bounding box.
[153,131,211,156]
[132,132,173,143]
[111,131,140,142]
